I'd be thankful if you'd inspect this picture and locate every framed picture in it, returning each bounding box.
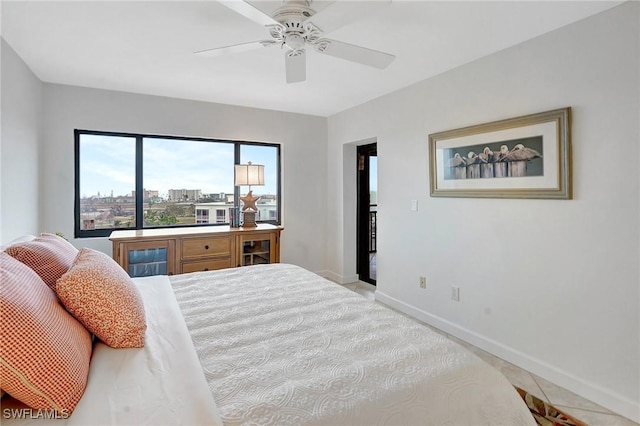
[429,107,571,199]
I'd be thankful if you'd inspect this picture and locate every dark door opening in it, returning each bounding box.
[357,143,377,285]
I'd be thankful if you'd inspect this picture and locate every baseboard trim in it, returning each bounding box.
[375,291,640,423]
[315,270,358,285]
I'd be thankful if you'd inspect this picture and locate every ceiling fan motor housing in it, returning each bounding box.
[273,0,315,24]
[270,0,322,54]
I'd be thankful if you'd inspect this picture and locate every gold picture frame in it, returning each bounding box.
[429,107,571,199]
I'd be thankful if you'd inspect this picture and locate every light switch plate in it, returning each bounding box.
[451,286,460,301]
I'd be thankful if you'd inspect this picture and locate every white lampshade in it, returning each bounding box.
[234,162,265,186]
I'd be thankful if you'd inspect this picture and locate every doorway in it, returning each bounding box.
[357,143,377,285]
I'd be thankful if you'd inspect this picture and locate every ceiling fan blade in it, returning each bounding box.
[285,51,306,84]
[218,0,280,27]
[305,0,391,35]
[194,40,275,58]
[315,39,394,69]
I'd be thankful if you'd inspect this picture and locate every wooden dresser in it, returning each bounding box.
[109,224,282,277]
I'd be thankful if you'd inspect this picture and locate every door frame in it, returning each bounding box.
[356,142,377,285]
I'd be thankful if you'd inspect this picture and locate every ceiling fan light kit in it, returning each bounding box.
[197,0,395,83]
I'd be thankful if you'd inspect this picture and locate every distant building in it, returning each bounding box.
[132,189,159,201]
[256,197,278,222]
[194,197,278,224]
[370,191,377,205]
[168,189,201,202]
[201,192,231,203]
[194,202,233,224]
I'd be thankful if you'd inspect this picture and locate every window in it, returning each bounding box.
[77,134,136,231]
[196,209,209,224]
[75,130,281,238]
[241,144,279,223]
[215,209,226,223]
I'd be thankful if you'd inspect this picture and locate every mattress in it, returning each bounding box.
[171,263,535,426]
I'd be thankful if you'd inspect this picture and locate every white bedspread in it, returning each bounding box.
[171,263,535,426]
[3,276,223,426]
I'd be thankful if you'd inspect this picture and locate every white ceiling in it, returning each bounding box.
[1,1,622,117]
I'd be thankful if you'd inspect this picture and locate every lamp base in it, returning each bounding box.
[242,211,257,228]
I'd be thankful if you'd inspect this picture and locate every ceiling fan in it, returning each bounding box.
[195,0,395,83]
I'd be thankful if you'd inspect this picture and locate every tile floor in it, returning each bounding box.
[342,280,639,426]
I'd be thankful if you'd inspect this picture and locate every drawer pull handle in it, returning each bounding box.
[204,245,209,250]
[204,268,209,271]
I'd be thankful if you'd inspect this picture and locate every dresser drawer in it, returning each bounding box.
[182,237,231,259]
[182,258,232,273]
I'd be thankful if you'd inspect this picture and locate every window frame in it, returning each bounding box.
[74,129,281,238]
[195,209,210,224]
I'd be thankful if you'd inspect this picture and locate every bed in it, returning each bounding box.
[1,235,535,426]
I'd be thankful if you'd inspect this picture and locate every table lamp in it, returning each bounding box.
[234,161,264,227]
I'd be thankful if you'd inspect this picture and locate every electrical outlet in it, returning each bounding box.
[451,286,460,301]
[419,276,427,289]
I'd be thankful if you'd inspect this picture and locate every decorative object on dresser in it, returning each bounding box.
[109,224,282,277]
[235,161,265,227]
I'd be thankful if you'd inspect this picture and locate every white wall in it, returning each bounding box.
[327,2,639,422]
[39,84,328,273]
[0,39,42,244]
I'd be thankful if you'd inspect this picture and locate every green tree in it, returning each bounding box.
[144,210,178,226]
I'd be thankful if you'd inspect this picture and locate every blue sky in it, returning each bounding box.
[370,156,377,192]
[80,135,279,198]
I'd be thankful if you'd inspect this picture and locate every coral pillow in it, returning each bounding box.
[56,248,147,348]
[0,252,92,414]
[5,233,78,290]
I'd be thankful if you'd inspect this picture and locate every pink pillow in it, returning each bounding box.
[0,253,92,414]
[56,248,147,348]
[5,233,78,290]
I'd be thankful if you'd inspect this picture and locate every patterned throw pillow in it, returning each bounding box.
[5,233,78,290]
[56,248,147,348]
[0,252,92,414]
